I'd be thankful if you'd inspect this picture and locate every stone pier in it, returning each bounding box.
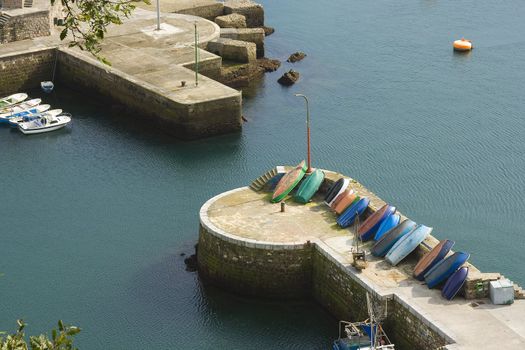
[198,167,525,350]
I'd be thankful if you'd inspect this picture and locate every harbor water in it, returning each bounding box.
[2,0,525,348]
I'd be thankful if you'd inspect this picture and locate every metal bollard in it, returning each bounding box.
[281,202,286,212]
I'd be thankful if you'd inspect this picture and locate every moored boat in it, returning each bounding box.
[413,239,455,281]
[332,190,358,215]
[442,266,469,300]
[327,178,350,206]
[385,224,432,266]
[324,178,345,205]
[271,161,307,203]
[0,98,41,115]
[372,219,416,257]
[0,93,28,109]
[295,169,325,203]
[337,197,370,228]
[358,205,396,241]
[18,113,71,135]
[9,109,63,128]
[41,81,55,93]
[453,38,473,51]
[424,251,470,289]
[0,104,50,123]
[374,213,400,241]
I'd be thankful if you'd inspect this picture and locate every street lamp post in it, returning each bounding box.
[294,93,312,174]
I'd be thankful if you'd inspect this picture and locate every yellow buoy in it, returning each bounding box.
[453,38,473,51]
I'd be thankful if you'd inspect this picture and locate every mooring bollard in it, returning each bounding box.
[281,202,286,212]
[181,81,186,87]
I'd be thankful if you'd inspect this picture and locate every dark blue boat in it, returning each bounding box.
[325,178,345,204]
[337,197,370,228]
[413,239,455,281]
[442,266,469,300]
[424,251,470,288]
[371,219,416,257]
[374,213,400,241]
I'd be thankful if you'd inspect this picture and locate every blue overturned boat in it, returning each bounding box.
[358,204,396,241]
[424,251,470,288]
[385,224,432,266]
[413,239,455,281]
[374,213,400,241]
[337,197,370,228]
[372,219,416,257]
[442,266,469,300]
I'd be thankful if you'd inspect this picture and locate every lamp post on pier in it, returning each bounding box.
[294,93,312,174]
[156,0,161,30]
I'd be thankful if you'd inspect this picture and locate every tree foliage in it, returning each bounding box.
[53,0,150,63]
[0,320,81,350]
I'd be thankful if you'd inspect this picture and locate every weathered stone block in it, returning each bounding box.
[223,0,264,27]
[220,27,264,58]
[214,13,246,28]
[207,38,256,63]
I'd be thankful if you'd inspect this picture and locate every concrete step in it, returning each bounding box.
[249,167,279,191]
[514,284,525,299]
[0,13,11,26]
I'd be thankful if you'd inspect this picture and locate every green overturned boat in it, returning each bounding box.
[294,169,325,203]
[271,161,307,203]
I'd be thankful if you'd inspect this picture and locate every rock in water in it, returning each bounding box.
[277,70,300,86]
[262,26,275,36]
[287,51,307,63]
[184,254,198,272]
[258,58,281,72]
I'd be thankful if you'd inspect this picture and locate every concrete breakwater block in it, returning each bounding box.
[220,27,265,58]
[207,38,256,63]
[215,13,247,28]
[223,0,264,28]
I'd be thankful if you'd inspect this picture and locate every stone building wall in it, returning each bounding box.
[0,10,50,43]
[0,47,54,96]
[57,48,242,140]
[1,0,22,9]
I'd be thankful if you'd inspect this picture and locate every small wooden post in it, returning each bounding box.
[281,202,286,212]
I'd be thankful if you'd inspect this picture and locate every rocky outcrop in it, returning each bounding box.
[262,26,274,36]
[215,13,247,28]
[287,51,306,63]
[277,70,300,86]
[258,58,280,72]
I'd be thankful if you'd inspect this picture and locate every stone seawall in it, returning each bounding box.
[57,48,241,140]
[0,47,54,96]
[0,10,50,44]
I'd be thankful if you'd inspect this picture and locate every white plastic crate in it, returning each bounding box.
[489,279,514,305]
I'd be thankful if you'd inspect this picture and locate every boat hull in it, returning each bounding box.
[385,224,432,266]
[295,169,325,203]
[324,178,344,204]
[424,252,470,288]
[271,161,307,203]
[442,267,469,300]
[327,178,350,206]
[332,190,358,215]
[337,197,370,228]
[358,204,396,240]
[372,219,416,257]
[374,213,400,241]
[413,239,455,281]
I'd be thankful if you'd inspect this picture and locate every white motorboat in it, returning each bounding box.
[0,104,50,122]
[9,109,63,128]
[18,113,71,135]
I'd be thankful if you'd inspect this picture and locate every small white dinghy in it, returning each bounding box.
[9,109,62,128]
[41,81,54,93]
[0,98,41,114]
[0,93,28,109]
[18,113,71,135]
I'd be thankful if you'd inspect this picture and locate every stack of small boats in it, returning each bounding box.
[0,93,72,134]
[269,162,471,301]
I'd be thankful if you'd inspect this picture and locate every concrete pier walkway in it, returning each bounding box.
[199,169,525,349]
